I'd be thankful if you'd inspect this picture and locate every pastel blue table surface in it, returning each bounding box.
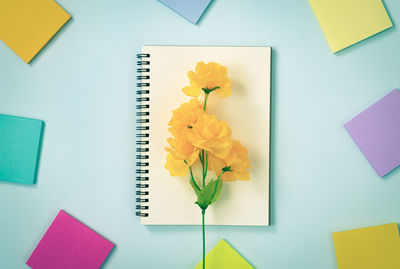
[1,0,399,268]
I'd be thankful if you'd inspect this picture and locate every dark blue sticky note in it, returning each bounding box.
[159,0,212,24]
[0,114,43,184]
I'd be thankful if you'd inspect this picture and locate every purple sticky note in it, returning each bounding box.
[344,89,400,177]
[27,210,114,269]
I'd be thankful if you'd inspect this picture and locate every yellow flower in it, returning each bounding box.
[187,113,232,159]
[182,62,231,98]
[209,140,250,181]
[165,153,188,177]
[168,98,204,138]
[166,136,198,165]
[165,135,199,177]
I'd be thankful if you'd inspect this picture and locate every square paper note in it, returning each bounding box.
[195,239,254,269]
[27,210,114,269]
[309,0,392,53]
[159,0,212,24]
[344,89,400,177]
[333,223,400,269]
[0,114,43,184]
[0,0,71,63]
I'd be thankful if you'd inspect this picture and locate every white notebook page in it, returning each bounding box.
[140,46,270,226]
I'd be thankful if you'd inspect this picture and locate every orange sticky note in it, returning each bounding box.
[333,223,400,269]
[0,0,71,63]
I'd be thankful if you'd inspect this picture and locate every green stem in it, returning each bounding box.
[200,150,208,188]
[210,171,224,201]
[189,167,200,192]
[199,152,204,188]
[205,152,208,178]
[199,86,221,269]
[203,93,209,111]
[201,150,206,188]
[202,209,206,269]
[184,160,200,192]
[202,86,220,111]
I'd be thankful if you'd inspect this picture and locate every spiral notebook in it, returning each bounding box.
[136,46,271,226]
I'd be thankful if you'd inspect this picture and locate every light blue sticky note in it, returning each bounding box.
[159,0,212,24]
[0,114,43,184]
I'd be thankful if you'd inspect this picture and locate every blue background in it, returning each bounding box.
[1,0,400,268]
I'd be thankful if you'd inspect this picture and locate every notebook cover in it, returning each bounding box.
[139,46,270,226]
[0,114,43,184]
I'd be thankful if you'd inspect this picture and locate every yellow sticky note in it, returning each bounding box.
[309,0,392,53]
[0,0,71,63]
[194,239,254,269]
[333,223,400,269]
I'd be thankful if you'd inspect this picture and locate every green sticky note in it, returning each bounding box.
[194,239,254,269]
[0,114,43,184]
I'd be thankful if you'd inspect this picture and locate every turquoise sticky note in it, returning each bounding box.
[0,114,43,184]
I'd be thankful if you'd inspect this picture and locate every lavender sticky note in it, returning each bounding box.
[27,210,114,269]
[159,0,212,24]
[344,89,400,177]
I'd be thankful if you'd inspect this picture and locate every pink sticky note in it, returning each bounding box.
[27,210,114,269]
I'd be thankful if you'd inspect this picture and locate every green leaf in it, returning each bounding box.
[210,180,223,204]
[194,179,224,210]
[222,166,232,173]
[190,178,201,197]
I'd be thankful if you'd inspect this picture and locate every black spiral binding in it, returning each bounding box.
[136,53,150,217]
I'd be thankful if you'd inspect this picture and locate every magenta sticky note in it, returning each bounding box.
[27,210,114,269]
[344,89,400,177]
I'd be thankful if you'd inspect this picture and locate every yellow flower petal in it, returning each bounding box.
[165,134,199,163]
[168,98,204,138]
[186,113,232,158]
[182,62,231,98]
[165,153,188,177]
[208,154,225,176]
[208,140,251,181]
[182,86,201,97]
[186,149,200,166]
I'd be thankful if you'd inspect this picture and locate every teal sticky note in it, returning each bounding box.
[0,114,43,184]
